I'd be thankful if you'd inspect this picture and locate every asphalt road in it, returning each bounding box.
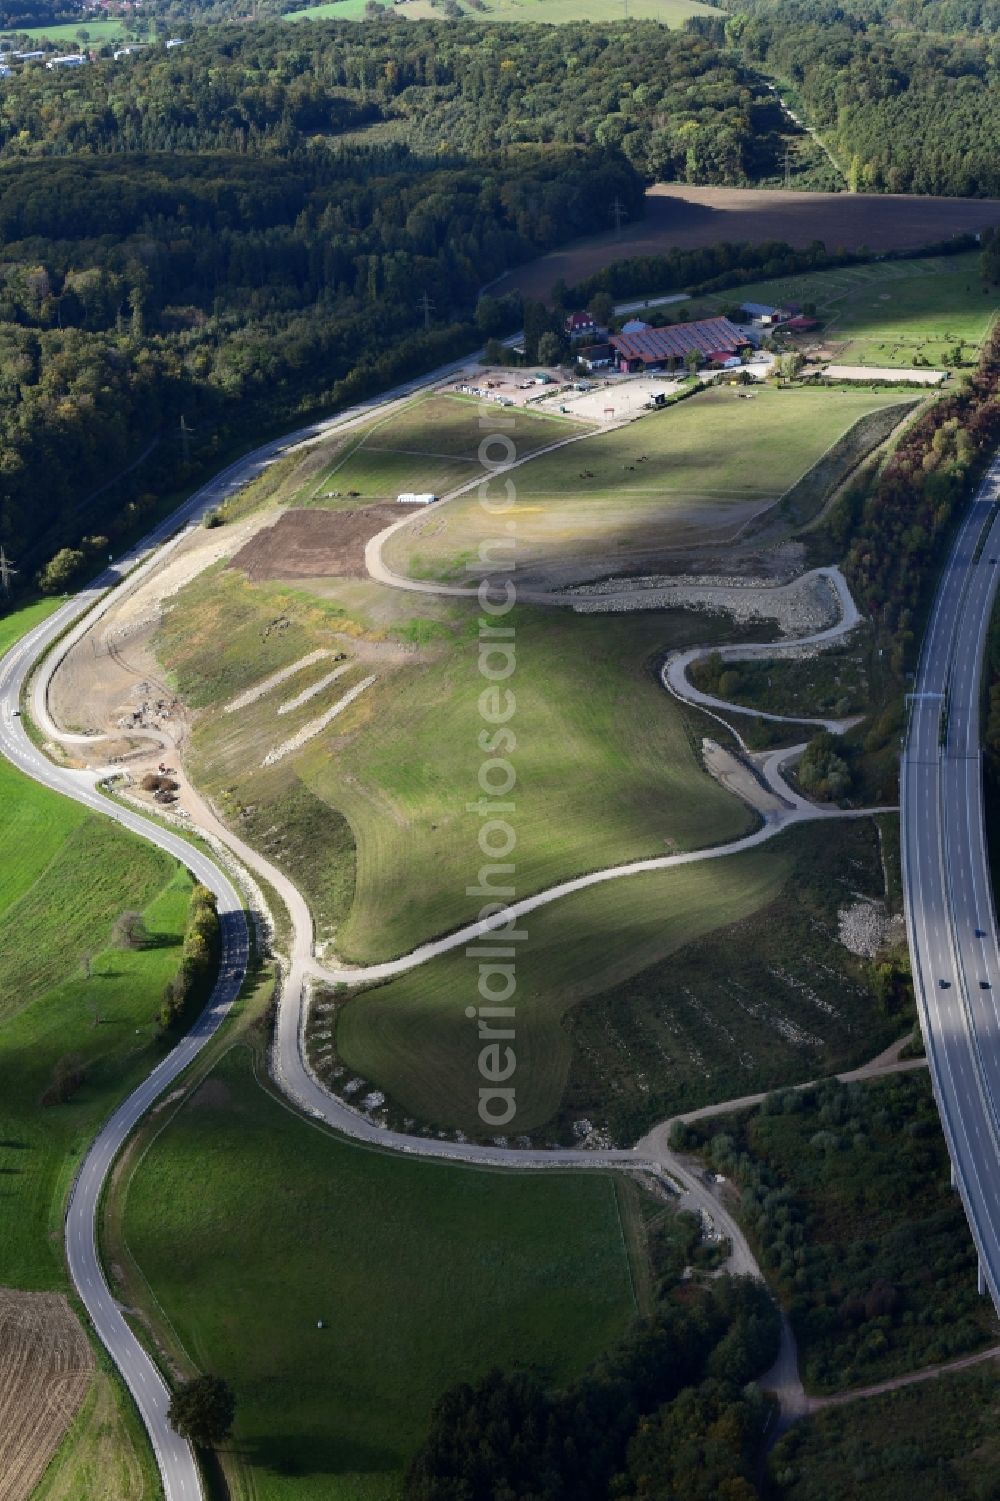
[0,351,487,1501]
[1,349,964,1492]
[902,448,1000,1313]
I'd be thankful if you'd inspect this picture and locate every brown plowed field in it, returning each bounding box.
[229,505,399,581]
[497,185,1000,302]
[0,1289,94,1501]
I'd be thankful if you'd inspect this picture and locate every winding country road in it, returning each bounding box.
[0,369,942,1499]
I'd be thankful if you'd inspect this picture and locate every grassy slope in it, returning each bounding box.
[683,253,997,368]
[0,600,183,1497]
[290,392,581,508]
[769,1364,1000,1501]
[559,817,905,1141]
[386,386,912,580]
[284,0,715,24]
[160,573,754,962]
[335,843,793,1134]
[122,1045,638,1501]
[31,1370,155,1501]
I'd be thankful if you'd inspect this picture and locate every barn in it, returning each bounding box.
[610,316,750,373]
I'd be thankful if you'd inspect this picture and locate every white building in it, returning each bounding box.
[45,53,87,69]
[396,492,438,505]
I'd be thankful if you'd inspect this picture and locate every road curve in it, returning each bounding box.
[1,360,903,1493]
[902,447,1000,1313]
[0,350,496,1501]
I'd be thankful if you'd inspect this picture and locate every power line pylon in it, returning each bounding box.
[0,547,17,593]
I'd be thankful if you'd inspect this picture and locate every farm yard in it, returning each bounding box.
[385,385,914,587]
[121,1040,640,1501]
[497,185,1000,303]
[681,252,998,371]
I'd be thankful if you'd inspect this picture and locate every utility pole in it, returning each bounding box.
[783,143,791,190]
[0,547,17,594]
[610,196,627,238]
[420,292,434,331]
[179,415,191,464]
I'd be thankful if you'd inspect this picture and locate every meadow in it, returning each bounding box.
[682,253,998,369]
[334,819,901,1137]
[158,571,756,962]
[290,393,579,511]
[0,598,190,1497]
[385,385,913,585]
[121,1043,640,1501]
[334,844,791,1134]
[4,18,126,41]
[558,817,905,1142]
[284,0,716,25]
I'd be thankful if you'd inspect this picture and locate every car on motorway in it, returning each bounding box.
[940,978,952,988]
[981,980,992,989]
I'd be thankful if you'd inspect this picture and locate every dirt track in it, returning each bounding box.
[497,184,1000,302]
[0,1289,94,1501]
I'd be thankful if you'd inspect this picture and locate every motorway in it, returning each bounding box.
[902,448,1000,1312]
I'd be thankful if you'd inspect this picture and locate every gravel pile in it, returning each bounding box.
[837,899,903,958]
[570,571,840,635]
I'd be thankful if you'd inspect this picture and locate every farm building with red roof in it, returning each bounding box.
[610,316,750,372]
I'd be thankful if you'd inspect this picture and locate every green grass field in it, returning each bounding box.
[158,573,755,962]
[122,1044,639,1501]
[4,17,127,40]
[558,817,905,1142]
[284,0,715,25]
[0,599,192,1496]
[290,392,580,509]
[31,1370,156,1501]
[333,845,792,1134]
[386,386,912,584]
[682,253,997,370]
[333,819,902,1138]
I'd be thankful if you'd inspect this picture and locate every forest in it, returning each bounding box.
[0,21,784,180]
[0,143,643,573]
[730,0,1000,195]
[0,18,799,578]
[405,1275,780,1501]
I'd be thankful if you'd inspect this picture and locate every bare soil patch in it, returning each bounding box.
[498,185,1000,302]
[229,506,399,582]
[0,1288,94,1501]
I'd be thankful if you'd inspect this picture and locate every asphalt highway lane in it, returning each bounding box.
[903,451,1000,1311]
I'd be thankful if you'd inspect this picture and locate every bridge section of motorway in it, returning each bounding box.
[902,450,1000,1314]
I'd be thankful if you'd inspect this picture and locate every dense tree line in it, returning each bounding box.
[405,1276,779,1501]
[158,882,220,1032]
[730,0,1000,194]
[0,143,637,571]
[834,318,1000,672]
[0,17,799,580]
[0,20,785,183]
[675,1073,988,1391]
